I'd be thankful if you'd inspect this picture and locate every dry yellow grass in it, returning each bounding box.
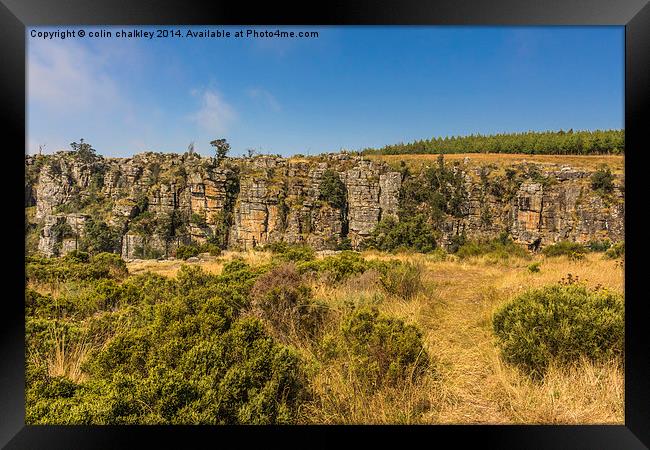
[127,250,273,278]
[368,153,624,174]
[125,249,624,424]
[28,325,91,384]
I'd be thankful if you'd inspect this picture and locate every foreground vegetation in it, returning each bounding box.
[26,240,624,424]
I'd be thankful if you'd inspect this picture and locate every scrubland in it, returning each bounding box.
[25,241,624,425]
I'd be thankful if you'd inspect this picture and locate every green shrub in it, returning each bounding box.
[492,284,624,377]
[111,272,175,311]
[368,215,437,253]
[275,244,315,263]
[249,263,326,341]
[590,166,615,195]
[66,279,123,317]
[298,251,372,283]
[175,244,200,260]
[189,213,207,228]
[455,233,528,260]
[604,241,624,259]
[587,239,612,252]
[447,233,467,254]
[527,262,541,273]
[318,169,347,209]
[90,252,128,280]
[87,329,152,379]
[26,252,127,284]
[25,289,60,317]
[197,242,222,256]
[28,287,306,425]
[64,250,90,263]
[79,219,120,255]
[542,241,587,258]
[261,241,289,254]
[336,238,352,251]
[262,242,315,262]
[378,261,424,300]
[334,308,430,391]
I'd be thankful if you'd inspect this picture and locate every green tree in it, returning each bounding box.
[70,138,97,162]
[79,219,119,254]
[368,215,437,253]
[210,139,231,164]
[318,169,347,209]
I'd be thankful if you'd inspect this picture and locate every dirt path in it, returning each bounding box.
[421,263,512,423]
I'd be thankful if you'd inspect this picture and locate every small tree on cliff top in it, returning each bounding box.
[210,138,230,164]
[70,138,96,162]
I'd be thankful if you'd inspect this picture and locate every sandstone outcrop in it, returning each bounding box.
[25,151,624,259]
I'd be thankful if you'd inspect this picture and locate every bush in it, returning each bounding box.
[27,286,307,424]
[455,233,528,260]
[276,245,315,263]
[29,319,307,425]
[334,308,430,391]
[197,242,221,256]
[336,238,352,251]
[262,242,315,262]
[318,169,346,209]
[249,264,326,341]
[90,253,128,280]
[175,244,199,260]
[492,284,624,377]
[26,252,127,284]
[447,233,466,254]
[604,241,624,259]
[189,213,207,228]
[527,262,541,273]
[25,289,59,317]
[121,272,176,305]
[378,261,424,300]
[64,250,90,263]
[587,239,612,252]
[79,219,120,255]
[298,251,373,283]
[542,241,587,258]
[590,166,615,195]
[368,215,437,253]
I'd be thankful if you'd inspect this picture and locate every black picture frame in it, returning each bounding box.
[3,1,649,448]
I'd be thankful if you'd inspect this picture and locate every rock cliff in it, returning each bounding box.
[25,151,624,259]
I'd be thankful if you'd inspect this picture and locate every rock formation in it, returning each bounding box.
[25,151,624,259]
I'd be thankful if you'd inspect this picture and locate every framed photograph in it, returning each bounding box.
[3,0,649,447]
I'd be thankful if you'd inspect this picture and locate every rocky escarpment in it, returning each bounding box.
[25,151,624,259]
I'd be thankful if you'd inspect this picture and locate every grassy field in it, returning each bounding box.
[126,250,624,424]
[366,153,625,175]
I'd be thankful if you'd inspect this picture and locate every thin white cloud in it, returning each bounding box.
[247,87,281,112]
[28,39,124,112]
[189,88,236,134]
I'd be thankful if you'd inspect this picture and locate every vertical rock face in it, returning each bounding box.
[379,172,401,220]
[343,161,384,248]
[26,151,624,259]
[38,213,89,257]
[511,182,545,244]
[230,176,274,249]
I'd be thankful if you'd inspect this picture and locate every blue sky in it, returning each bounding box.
[27,26,624,158]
